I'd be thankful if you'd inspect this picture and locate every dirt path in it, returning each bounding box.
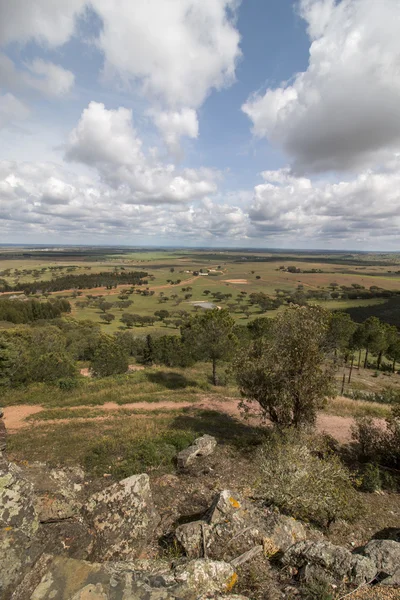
[3,396,358,442]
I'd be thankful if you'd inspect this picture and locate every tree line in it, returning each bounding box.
[0,298,71,324]
[0,270,149,294]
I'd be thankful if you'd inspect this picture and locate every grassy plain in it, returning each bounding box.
[3,247,399,334]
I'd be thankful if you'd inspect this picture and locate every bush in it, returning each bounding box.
[90,335,129,377]
[258,431,361,527]
[360,463,381,492]
[58,377,80,391]
[352,405,400,469]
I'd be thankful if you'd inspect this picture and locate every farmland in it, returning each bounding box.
[2,246,400,334]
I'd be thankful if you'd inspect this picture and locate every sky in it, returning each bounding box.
[1,0,400,250]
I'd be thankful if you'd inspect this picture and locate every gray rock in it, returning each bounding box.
[0,458,42,598]
[177,435,217,469]
[359,539,400,584]
[176,490,306,563]
[84,473,159,561]
[19,556,238,600]
[21,463,85,523]
[283,540,377,586]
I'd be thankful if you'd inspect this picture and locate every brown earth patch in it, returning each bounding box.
[3,395,367,445]
[224,279,249,284]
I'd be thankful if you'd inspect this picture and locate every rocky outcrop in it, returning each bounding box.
[175,489,306,563]
[84,473,160,560]
[359,539,400,585]
[20,462,86,523]
[283,540,377,586]
[177,435,217,469]
[17,555,241,600]
[0,457,41,598]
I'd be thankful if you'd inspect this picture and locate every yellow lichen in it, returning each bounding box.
[226,572,238,591]
[228,496,241,509]
[263,537,280,557]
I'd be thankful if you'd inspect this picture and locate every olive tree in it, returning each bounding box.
[234,305,336,428]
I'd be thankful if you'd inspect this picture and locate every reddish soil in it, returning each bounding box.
[4,395,358,443]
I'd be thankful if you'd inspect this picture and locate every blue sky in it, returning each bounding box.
[1,0,400,249]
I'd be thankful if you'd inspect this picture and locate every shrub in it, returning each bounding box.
[360,463,381,492]
[90,335,129,377]
[257,431,361,527]
[58,377,80,391]
[352,405,400,469]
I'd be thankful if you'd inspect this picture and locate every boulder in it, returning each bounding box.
[283,540,377,586]
[359,539,400,585]
[177,435,217,469]
[84,473,159,560]
[20,463,85,523]
[175,490,306,563]
[17,555,238,600]
[0,458,42,598]
[263,513,306,557]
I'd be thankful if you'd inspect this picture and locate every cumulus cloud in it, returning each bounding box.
[248,161,400,243]
[150,108,199,155]
[0,0,86,47]
[65,101,217,204]
[0,1,241,151]
[0,92,30,130]
[0,159,247,242]
[94,0,241,109]
[243,0,400,172]
[0,53,75,99]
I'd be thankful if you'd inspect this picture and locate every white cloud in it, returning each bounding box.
[0,93,30,130]
[65,101,217,204]
[93,0,241,109]
[0,53,75,98]
[0,159,247,242]
[243,0,400,172]
[0,0,87,47]
[248,161,400,243]
[25,59,75,97]
[150,108,199,155]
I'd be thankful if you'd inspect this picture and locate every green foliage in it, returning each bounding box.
[0,297,70,323]
[360,463,382,492]
[90,334,129,377]
[58,377,80,391]
[235,305,336,428]
[258,431,361,527]
[182,309,238,385]
[352,404,400,469]
[84,429,196,478]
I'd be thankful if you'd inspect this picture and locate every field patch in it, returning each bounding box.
[224,279,249,284]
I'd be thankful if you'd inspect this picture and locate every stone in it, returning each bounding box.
[0,458,42,599]
[177,435,217,469]
[19,556,238,600]
[283,540,377,586]
[175,520,212,559]
[359,539,400,585]
[21,463,85,523]
[175,490,305,564]
[84,473,159,560]
[263,513,307,557]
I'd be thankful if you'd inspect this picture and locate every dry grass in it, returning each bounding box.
[323,396,391,419]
